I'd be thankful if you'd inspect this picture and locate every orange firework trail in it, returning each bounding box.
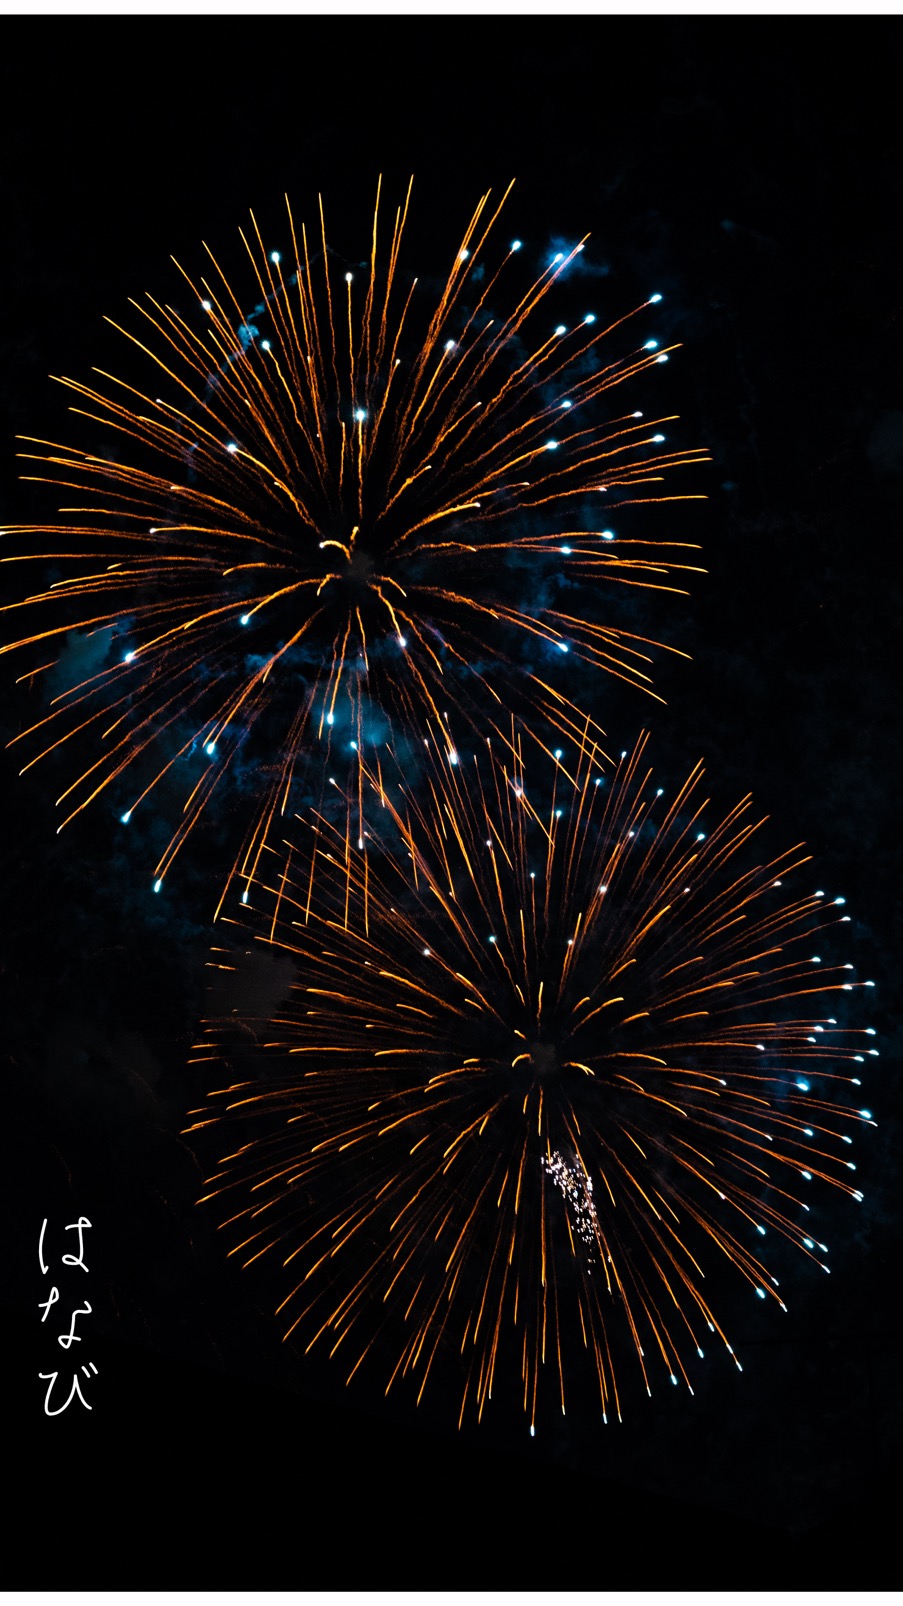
[185,726,875,1430]
[1,181,705,909]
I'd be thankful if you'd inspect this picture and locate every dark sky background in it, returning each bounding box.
[3,13,901,1588]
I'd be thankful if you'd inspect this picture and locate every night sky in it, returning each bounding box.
[3,13,901,1588]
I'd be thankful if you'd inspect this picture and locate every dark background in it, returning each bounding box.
[2,13,900,1587]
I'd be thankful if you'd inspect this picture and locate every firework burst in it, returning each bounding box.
[1,182,705,907]
[186,726,875,1430]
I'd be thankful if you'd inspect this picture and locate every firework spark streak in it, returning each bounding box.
[1,182,705,907]
[185,727,875,1430]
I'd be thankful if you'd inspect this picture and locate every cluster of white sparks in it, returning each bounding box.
[542,1148,601,1265]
